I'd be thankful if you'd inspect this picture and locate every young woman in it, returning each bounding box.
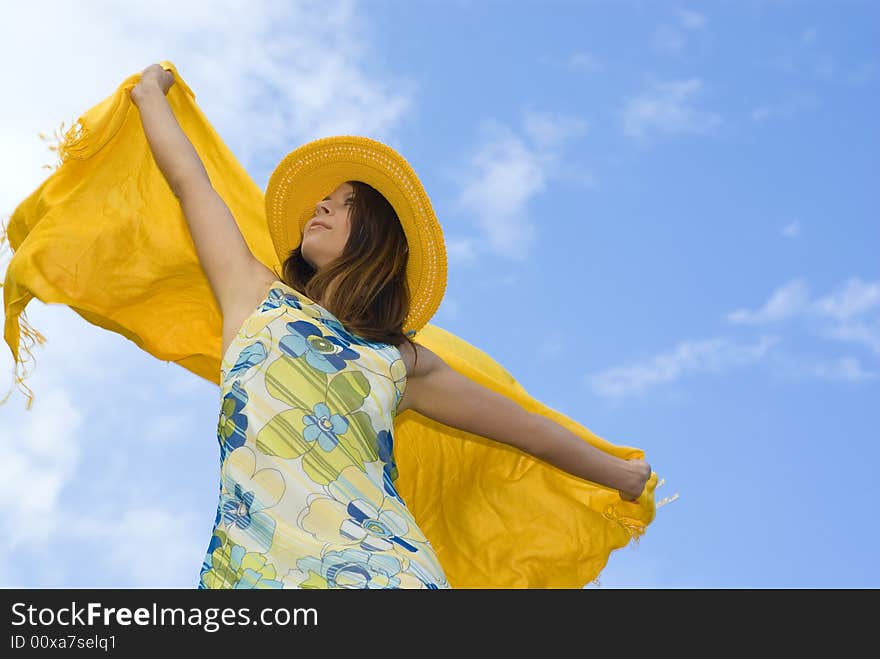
[131,64,652,589]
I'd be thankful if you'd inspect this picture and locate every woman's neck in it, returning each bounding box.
[317,279,339,310]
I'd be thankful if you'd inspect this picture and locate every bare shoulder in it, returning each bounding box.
[396,340,438,380]
[395,340,447,415]
[227,262,278,315]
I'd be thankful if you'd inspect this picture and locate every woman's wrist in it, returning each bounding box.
[131,80,162,105]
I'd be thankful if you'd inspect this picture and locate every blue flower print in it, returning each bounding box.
[219,446,284,552]
[259,287,303,313]
[283,548,427,589]
[299,465,430,556]
[406,560,450,590]
[198,532,224,588]
[222,483,256,529]
[318,315,395,351]
[303,402,350,452]
[227,342,267,380]
[376,430,404,504]
[217,380,248,461]
[278,320,360,373]
[345,499,417,552]
[220,481,279,552]
[318,316,372,347]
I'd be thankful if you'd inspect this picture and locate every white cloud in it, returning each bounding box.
[0,385,83,551]
[818,319,880,357]
[726,279,811,325]
[772,354,878,383]
[676,8,707,31]
[750,92,821,122]
[652,8,706,55]
[759,26,867,85]
[70,507,204,587]
[455,129,542,257]
[622,78,722,140]
[723,277,880,379]
[810,277,880,322]
[537,52,603,73]
[0,299,222,587]
[151,412,201,444]
[585,335,781,399]
[727,277,880,327]
[436,295,461,323]
[445,237,478,265]
[653,24,685,54]
[522,110,590,151]
[568,52,603,72]
[810,356,876,381]
[781,221,801,238]
[810,279,880,356]
[446,109,589,260]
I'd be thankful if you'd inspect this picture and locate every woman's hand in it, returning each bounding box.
[618,459,652,502]
[131,64,175,101]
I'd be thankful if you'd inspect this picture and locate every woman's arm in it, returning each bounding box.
[131,78,208,195]
[401,345,651,500]
[129,66,272,316]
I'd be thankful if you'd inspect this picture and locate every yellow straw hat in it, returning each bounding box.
[265,135,447,338]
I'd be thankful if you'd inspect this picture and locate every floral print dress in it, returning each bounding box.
[198,279,451,589]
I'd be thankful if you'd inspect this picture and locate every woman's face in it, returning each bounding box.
[301,182,355,271]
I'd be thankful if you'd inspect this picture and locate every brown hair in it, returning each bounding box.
[272,180,420,371]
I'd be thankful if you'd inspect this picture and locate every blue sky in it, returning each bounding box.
[1,0,877,588]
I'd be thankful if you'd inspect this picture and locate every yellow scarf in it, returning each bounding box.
[1,62,674,588]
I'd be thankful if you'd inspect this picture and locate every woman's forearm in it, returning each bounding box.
[131,82,209,195]
[530,414,638,493]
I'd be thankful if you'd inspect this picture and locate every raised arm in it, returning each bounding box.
[398,343,652,501]
[130,65,271,315]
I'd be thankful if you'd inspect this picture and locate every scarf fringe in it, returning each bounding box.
[602,473,682,547]
[0,212,9,258]
[588,479,681,588]
[654,477,681,510]
[0,214,46,411]
[0,307,45,412]
[603,503,648,547]
[38,119,89,171]
[0,121,79,410]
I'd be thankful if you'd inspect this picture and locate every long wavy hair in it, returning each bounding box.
[272,180,419,370]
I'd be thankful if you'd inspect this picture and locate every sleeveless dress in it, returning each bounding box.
[197,279,451,589]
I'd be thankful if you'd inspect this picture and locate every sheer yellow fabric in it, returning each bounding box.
[1,61,672,588]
